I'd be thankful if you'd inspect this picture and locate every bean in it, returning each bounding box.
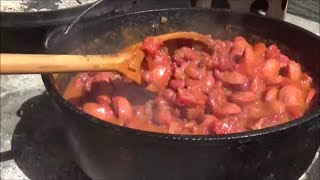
[220,103,242,115]
[214,69,248,85]
[264,76,287,86]
[83,102,115,121]
[169,79,185,90]
[230,91,258,104]
[185,107,205,121]
[278,54,289,68]
[151,66,172,89]
[200,74,215,94]
[142,71,153,83]
[179,47,196,61]
[112,96,133,121]
[253,43,267,56]
[77,73,90,83]
[279,85,304,106]
[287,60,302,81]
[299,73,313,90]
[185,65,206,80]
[151,50,171,69]
[176,88,207,107]
[265,45,280,59]
[168,121,182,134]
[250,76,266,96]
[306,88,315,103]
[286,105,304,119]
[251,114,281,130]
[141,36,163,55]
[238,46,256,75]
[153,109,172,125]
[243,102,268,119]
[262,58,281,77]
[264,88,279,102]
[185,79,201,89]
[212,116,241,134]
[96,95,112,106]
[133,105,145,118]
[163,89,177,103]
[267,101,286,114]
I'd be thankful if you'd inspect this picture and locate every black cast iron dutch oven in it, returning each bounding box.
[41,8,320,180]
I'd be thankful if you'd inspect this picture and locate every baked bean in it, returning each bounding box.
[279,85,304,106]
[287,61,302,81]
[214,69,248,85]
[230,91,258,105]
[64,34,315,135]
[112,96,133,122]
[264,88,279,102]
[83,103,115,122]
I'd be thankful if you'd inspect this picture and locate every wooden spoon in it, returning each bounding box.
[0,31,213,84]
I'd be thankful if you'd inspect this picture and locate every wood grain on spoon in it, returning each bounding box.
[0,31,213,84]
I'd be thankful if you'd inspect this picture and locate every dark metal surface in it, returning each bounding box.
[0,0,137,27]
[41,8,320,180]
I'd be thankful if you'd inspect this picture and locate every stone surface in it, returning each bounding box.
[0,75,89,180]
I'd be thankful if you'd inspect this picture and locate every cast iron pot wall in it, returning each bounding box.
[42,8,320,180]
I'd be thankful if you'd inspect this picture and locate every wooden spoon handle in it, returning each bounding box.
[0,53,128,74]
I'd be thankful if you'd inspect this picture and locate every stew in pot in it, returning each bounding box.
[63,34,316,135]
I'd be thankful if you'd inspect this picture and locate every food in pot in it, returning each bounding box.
[63,34,316,135]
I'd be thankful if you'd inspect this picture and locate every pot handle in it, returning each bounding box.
[64,0,140,34]
[44,0,139,50]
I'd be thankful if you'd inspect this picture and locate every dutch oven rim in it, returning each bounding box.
[42,8,320,142]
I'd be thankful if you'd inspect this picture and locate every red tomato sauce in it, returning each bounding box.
[63,34,316,135]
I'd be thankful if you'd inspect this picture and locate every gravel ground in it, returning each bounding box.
[0,0,96,12]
